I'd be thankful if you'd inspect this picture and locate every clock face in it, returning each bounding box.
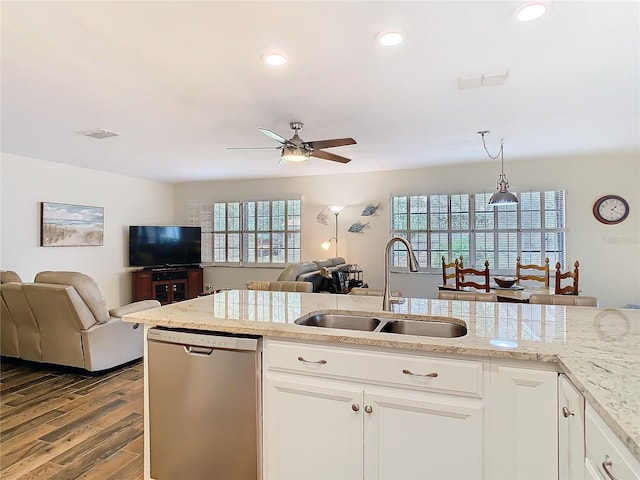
[593,195,630,225]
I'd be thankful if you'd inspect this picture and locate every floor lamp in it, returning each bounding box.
[321,205,344,256]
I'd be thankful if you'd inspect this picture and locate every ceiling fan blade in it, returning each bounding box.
[258,128,287,144]
[311,149,352,164]
[306,138,356,150]
[226,146,282,150]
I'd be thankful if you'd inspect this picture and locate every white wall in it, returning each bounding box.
[174,153,639,308]
[4,151,635,309]
[0,153,174,308]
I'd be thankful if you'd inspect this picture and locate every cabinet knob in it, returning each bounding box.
[364,405,373,414]
[351,403,360,412]
[561,406,575,418]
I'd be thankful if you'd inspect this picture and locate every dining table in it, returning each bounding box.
[437,284,554,303]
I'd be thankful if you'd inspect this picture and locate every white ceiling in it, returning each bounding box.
[1,1,638,184]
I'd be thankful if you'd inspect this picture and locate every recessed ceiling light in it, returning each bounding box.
[264,53,287,66]
[378,31,404,47]
[516,3,547,21]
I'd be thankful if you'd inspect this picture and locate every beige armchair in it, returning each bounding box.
[12,271,160,372]
[1,270,25,358]
[2,270,44,361]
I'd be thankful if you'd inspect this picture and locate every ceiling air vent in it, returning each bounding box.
[78,128,119,139]
[458,71,509,89]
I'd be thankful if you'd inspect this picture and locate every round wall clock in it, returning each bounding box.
[592,195,630,225]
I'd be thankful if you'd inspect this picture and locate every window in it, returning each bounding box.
[189,199,301,265]
[390,191,566,272]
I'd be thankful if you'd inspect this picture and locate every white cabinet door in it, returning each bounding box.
[363,389,483,480]
[558,374,585,480]
[486,363,558,479]
[263,375,364,480]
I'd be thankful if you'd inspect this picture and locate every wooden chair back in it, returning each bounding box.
[455,259,490,292]
[555,261,579,295]
[516,256,550,287]
[442,256,463,286]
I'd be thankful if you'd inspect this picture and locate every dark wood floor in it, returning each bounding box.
[0,357,144,480]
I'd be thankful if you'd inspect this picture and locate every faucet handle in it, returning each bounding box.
[389,296,406,305]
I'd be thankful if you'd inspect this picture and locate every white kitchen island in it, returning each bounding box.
[124,290,640,479]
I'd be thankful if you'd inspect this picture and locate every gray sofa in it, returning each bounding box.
[0,270,160,372]
[277,257,349,292]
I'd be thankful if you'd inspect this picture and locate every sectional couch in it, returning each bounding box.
[276,257,349,292]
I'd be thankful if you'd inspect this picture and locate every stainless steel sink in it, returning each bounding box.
[294,313,467,338]
[295,314,382,331]
[380,318,467,338]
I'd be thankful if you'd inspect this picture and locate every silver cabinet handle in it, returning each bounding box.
[402,369,438,378]
[602,455,618,480]
[352,403,360,412]
[562,406,575,418]
[297,356,327,365]
[364,405,373,414]
[185,346,214,356]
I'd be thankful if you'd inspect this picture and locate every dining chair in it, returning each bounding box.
[529,293,597,307]
[516,256,550,287]
[438,290,497,302]
[350,287,401,297]
[246,280,313,292]
[441,256,464,286]
[555,261,579,295]
[455,259,490,292]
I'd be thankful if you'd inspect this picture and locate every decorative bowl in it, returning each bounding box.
[494,276,517,288]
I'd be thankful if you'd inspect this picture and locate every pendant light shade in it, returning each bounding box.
[488,186,518,205]
[477,131,518,207]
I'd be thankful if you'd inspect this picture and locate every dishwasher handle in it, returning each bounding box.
[185,345,214,356]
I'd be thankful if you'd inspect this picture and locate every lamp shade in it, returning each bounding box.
[488,190,518,205]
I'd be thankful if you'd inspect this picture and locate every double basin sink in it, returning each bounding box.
[294,313,467,338]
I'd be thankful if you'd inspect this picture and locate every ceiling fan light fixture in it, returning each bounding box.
[378,31,404,47]
[264,53,287,66]
[281,144,309,162]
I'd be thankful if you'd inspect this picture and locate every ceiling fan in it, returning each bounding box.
[227,122,356,164]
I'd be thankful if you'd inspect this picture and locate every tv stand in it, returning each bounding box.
[132,266,203,305]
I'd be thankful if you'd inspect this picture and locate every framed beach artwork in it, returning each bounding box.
[40,202,104,247]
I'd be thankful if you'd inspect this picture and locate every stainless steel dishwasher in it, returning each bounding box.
[147,327,262,480]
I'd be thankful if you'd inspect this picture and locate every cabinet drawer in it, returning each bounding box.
[585,404,640,480]
[264,340,483,397]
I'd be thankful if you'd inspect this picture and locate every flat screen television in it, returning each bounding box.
[129,226,201,268]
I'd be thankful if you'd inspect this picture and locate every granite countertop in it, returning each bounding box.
[124,290,640,461]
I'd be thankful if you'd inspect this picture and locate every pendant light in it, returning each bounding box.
[477,130,518,206]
